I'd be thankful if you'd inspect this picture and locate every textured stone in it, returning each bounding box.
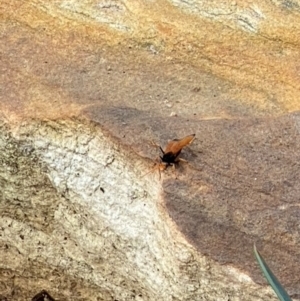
[1,0,300,300]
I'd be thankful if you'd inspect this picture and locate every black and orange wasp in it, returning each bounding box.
[145,134,195,178]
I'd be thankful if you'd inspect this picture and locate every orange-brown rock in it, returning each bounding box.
[1,0,300,300]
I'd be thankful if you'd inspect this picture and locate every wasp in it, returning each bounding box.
[145,134,195,178]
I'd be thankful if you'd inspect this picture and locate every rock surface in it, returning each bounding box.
[1,0,300,300]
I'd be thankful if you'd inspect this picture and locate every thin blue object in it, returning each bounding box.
[254,244,292,301]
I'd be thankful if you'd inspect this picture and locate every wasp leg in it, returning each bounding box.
[170,163,178,179]
[177,158,188,163]
[142,161,159,178]
[150,140,159,147]
[150,140,165,155]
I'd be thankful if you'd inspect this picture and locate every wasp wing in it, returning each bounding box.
[164,134,195,155]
